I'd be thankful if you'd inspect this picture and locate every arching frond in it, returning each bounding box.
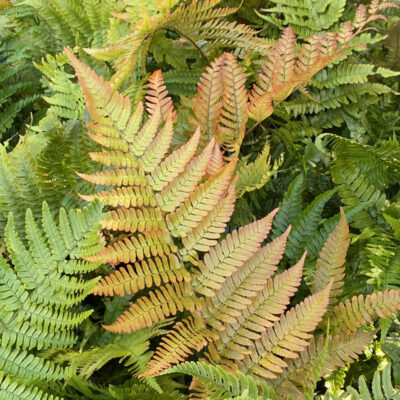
[312,207,349,304]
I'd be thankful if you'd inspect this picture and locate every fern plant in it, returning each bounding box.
[64,4,386,337]
[0,199,106,399]
[66,12,400,394]
[139,206,400,399]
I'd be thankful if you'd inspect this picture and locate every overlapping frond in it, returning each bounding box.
[193,209,278,297]
[327,290,400,334]
[312,207,349,304]
[86,0,270,88]
[271,173,304,239]
[66,51,238,335]
[103,282,202,333]
[237,282,332,380]
[140,316,213,377]
[248,2,394,122]
[0,199,105,399]
[273,331,377,399]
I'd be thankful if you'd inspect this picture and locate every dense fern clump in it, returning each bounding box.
[1,0,400,398]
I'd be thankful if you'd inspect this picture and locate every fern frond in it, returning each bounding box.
[236,142,283,198]
[203,228,292,332]
[67,53,239,336]
[238,282,331,380]
[216,254,305,362]
[217,53,248,156]
[274,331,377,399]
[103,282,202,333]
[312,208,349,304]
[193,209,278,297]
[190,54,224,150]
[249,1,391,123]
[271,173,304,239]
[285,189,337,260]
[141,316,213,377]
[0,200,104,398]
[160,361,275,400]
[311,63,376,89]
[33,52,85,124]
[327,290,400,334]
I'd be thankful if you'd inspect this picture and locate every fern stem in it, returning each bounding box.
[245,120,261,136]
[164,27,209,63]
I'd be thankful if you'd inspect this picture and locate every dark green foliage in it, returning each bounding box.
[1,0,400,398]
[0,122,97,237]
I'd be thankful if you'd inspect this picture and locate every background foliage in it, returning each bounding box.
[0,0,400,399]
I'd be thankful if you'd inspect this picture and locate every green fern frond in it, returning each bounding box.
[21,0,113,48]
[0,199,105,399]
[257,0,347,38]
[285,188,337,260]
[160,361,276,400]
[322,365,400,400]
[236,143,283,198]
[284,83,392,117]
[34,52,85,124]
[0,374,62,400]
[0,122,98,236]
[271,173,304,239]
